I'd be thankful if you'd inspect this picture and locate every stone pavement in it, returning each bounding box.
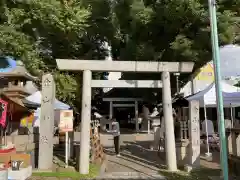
[98,133,166,179]
[101,147,165,179]
[28,132,221,179]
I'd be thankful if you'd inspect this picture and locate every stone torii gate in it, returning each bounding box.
[56,59,194,174]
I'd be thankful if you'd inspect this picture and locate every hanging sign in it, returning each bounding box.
[196,63,214,81]
[0,99,8,128]
[58,110,73,132]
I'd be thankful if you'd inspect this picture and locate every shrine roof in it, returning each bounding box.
[0,57,37,81]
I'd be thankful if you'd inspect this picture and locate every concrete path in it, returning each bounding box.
[98,133,165,179]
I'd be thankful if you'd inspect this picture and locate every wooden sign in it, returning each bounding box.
[59,110,73,132]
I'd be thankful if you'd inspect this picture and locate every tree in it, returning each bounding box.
[0,0,113,110]
[1,0,239,107]
[108,0,240,101]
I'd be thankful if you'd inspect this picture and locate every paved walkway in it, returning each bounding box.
[98,133,165,179]
[101,148,165,179]
[29,133,221,179]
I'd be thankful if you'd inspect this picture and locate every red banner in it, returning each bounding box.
[0,99,8,128]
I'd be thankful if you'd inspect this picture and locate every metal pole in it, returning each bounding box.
[135,101,139,132]
[208,0,229,179]
[203,105,211,156]
[65,132,69,168]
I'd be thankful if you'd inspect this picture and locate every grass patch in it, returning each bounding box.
[159,167,221,180]
[32,164,99,179]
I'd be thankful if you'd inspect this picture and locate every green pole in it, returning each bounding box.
[208,0,229,179]
[208,0,223,170]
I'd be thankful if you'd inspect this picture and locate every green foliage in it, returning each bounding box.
[0,0,112,111]
[32,163,99,179]
[159,167,221,180]
[0,0,239,108]
[112,0,238,66]
[109,0,240,99]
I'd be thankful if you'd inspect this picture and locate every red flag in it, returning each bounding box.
[0,99,8,128]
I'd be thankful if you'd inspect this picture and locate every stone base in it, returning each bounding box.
[32,168,52,173]
[176,140,189,167]
[229,155,240,176]
[184,165,193,172]
[99,157,108,176]
[208,176,237,180]
[8,166,32,180]
[201,153,213,162]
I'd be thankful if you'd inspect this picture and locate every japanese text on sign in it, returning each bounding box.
[58,110,73,132]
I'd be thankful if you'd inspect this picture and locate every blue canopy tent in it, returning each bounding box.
[0,57,17,73]
[23,91,70,110]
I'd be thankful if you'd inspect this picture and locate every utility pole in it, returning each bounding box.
[208,0,229,179]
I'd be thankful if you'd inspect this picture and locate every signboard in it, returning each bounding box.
[58,110,73,132]
[196,63,214,81]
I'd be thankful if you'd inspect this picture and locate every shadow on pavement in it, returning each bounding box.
[104,140,166,169]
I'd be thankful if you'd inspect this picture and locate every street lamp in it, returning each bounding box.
[208,0,229,179]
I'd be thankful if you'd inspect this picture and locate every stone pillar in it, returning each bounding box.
[109,101,113,119]
[188,100,200,167]
[148,119,150,134]
[109,101,113,130]
[79,70,92,174]
[135,101,139,132]
[38,74,55,170]
[232,107,236,127]
[162,71,177,171]
[141,106,150,132]
[236,133,240,156]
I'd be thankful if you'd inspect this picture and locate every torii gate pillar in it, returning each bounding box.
[162,71,177,171]
[79,70,92,174]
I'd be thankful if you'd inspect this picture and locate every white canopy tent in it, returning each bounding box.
[25,91,70,110]
[186,81,240,156]
[186,81,240,107]
[223,92,240,102]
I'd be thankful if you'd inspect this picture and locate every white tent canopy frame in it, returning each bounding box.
[186,81,240,156]
[25,91,70,110]
[186,81,240,107]
[223,91,240,128]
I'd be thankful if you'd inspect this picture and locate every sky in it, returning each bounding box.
[103,44,240,93]
[219,44,240,77]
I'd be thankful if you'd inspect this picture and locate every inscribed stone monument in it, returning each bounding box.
[38,74,55,169]
[188,100,200,167]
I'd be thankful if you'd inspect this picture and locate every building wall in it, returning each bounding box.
[180,63,214,97]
